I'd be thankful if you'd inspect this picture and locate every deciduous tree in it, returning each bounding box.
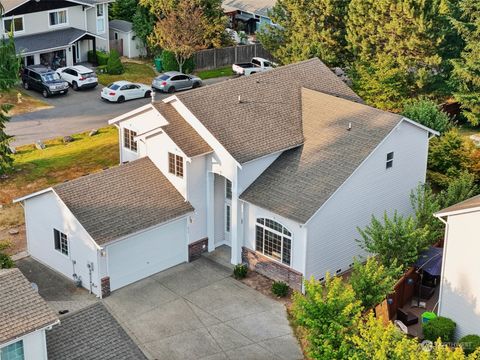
[109,0,137,22]
[402,98,453,134]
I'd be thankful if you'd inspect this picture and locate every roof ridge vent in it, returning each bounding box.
[347,122,352,131]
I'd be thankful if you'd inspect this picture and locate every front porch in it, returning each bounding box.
[203,244,233,270]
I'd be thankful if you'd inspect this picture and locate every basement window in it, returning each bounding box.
[168,153,184,178]
[386,152,394,169]
[123,128,137,152]
[54,229,68,256]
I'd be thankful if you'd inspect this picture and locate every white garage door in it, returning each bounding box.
[107,219,187,291]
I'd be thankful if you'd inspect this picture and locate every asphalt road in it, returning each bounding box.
[7,77,231,147]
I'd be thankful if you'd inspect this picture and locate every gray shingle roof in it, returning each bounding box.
[46,303,147,360]
[14,28,91,54]
[240,88,404,224]
[109,19,133,33]
[175,58,362,164]
[53,157,193,246]
[154,102,213,157]
[437,194,480,216]
[0,268,58,345]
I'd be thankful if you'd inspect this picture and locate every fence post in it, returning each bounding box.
[235,46,238,63]
[213,49,217,69]
[254,44,257,57]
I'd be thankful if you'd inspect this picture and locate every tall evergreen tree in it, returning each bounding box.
[0,33,21,90]
[451,0,480,125]
[258,0,351,67]
[347,0,458,110]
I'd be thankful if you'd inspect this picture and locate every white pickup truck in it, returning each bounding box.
[232,57,276,76]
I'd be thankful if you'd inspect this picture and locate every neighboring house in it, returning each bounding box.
[1,0,111,68]
[109,19,146,59]
[222,0,275,33]
[0,268,59,360]
[16,58,437,297]
[435,195,480,338]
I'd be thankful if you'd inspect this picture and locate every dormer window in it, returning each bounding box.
[168,153,184,178]
[386,152,394,169]
[49,9,68,27]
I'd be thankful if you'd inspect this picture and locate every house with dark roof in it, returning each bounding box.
[16,58,437,295]
[435,195,480,338]
[1,0,112,68]
[0,268,59,360]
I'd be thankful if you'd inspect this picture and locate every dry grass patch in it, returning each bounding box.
[0,87,52,116]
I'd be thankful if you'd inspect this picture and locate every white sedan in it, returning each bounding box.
[101,81,152,103]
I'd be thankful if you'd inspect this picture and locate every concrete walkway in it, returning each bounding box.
[104,257,303,360]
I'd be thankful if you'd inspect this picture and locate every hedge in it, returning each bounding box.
[160,50,194,73]
[106,50,124,75]
[459,335,480,355]
[422,316,456,342]
[87,50,109,66]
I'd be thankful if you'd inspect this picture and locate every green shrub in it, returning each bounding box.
[422,316,456,342]
[161,50,194,73]
[271,281,289,297]
[96,65,107,74]
[402,98,453,134]
[233,264,248,279]
[106,50,124,75]
[0,241,14,269]
[459,335,480,355]
[87,50,109,66]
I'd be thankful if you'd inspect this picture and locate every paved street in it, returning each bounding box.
[7,77,231,147]
[104,257,303,360]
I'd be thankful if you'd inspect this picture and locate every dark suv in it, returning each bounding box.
[22,65,69,98]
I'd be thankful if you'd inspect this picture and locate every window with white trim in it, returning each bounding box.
[96,4,105,33]
[49,9,68,27]
[168,153,184,178]
[0,340,24,360]
[123,128,137,152]
[54,229,68,256]
[255,218,292,265]
[225,179,232,200]
[386,151,394,169]
[3,16,24,34]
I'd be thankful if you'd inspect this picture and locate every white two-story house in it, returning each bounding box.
[1,0,111,68]
[15,59,437,297]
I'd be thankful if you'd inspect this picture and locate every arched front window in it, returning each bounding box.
[255,218,292,266]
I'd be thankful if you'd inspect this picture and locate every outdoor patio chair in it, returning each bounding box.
[419,285,436,300]
[397,308,419,326]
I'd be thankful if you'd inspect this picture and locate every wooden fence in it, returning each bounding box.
[193,44,274,71]
[109,39,123,57]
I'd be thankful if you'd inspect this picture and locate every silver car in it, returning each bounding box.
[152,71,202,93]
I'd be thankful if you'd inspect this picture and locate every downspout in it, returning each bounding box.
[436,215,449,315]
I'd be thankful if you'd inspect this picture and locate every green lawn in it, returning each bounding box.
[195,66,235,80]
[0,87,52,116]
[0,126,119,205]
[97,62,157,86]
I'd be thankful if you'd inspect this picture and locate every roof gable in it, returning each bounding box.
[175,58,362,164]
[436,194,480,217]
[53,158,193,246]
[240,88,404,223]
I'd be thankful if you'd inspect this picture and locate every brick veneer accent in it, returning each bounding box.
[101,276,111,298]
[242,247,303,291]
[188,238,208,261]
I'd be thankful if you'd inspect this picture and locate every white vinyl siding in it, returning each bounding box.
[439,210,480,339]
[305,121,430,281]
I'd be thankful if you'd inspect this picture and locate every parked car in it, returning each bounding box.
[151,71,203,93]
[232,57,276,76]
[101,81,152,103]
[22,65,69,98]
[56,65,98,90]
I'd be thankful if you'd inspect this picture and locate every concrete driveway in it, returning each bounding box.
[104,257,303,360]
[7,77,232,147]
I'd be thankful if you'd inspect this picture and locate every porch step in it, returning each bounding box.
[202,245,234,270]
